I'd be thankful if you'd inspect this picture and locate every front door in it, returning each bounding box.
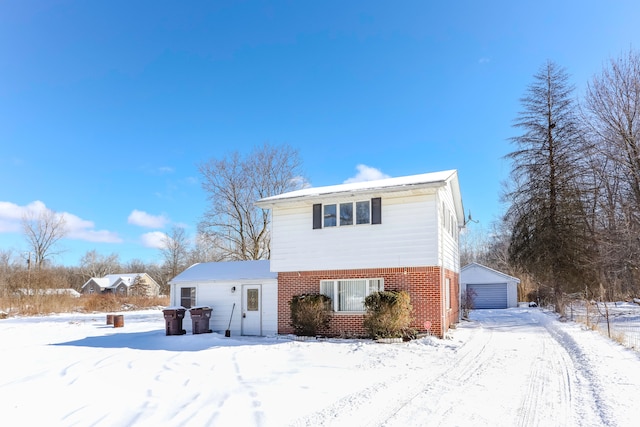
[242,284,262,336]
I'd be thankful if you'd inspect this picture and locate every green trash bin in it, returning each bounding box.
[189,306,213,334]
[163,307,187,336]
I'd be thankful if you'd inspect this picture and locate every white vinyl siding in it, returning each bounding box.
[321,278,384,312]
[269,193,440,272]
[439,187,461,272]
[171,278,278,336]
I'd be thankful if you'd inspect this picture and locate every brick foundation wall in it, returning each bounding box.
[278,266,459,338]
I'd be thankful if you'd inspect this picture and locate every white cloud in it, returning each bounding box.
[290,175,312,189]
[128,210,169,228]
[343,165,391,184]
[158,166,174,174]
[0,200,122,243]
[479,57,491,64]
[140,231,168,249]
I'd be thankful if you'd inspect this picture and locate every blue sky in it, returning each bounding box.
[1,1,638,266]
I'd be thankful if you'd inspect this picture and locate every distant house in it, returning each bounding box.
[169,260,277,336]
[81,273,160,297]
[255,169,465,338]
[460,263,520,309]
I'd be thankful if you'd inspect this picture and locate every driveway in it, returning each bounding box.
[297,308,639,427]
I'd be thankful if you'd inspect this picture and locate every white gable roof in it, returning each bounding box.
[81,277,109,289]
[170,260,276,283]
[104,273,142,288]
[460,263,520,284]
[82,273,154,290]
[257,169,458,203]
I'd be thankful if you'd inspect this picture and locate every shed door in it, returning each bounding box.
[468,283,508,309]
[242,284,262,336]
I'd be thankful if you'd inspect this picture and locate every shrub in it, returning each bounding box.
[289,293,332,336]
[461,288,476,319]
[363,291,412,339]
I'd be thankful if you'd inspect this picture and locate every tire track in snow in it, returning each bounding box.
[537,312,615,426]
[381,324,497,426]
[517,323,574,427]
[290,328,493,427]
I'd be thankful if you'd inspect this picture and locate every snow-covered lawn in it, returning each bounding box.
[1,308,639,426]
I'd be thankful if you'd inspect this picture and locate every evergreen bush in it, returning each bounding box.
[363,291,412,339]
[289,293,331,336]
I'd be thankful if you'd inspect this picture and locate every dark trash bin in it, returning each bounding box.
[163,307,187,336]
[189,306,213,334]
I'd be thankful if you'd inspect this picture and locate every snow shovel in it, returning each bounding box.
[225,303,235,337]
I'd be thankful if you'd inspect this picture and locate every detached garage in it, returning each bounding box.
[460,263,519,309]
[169,260,277,336]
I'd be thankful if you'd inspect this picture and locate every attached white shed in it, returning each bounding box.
[169,260,277,336]
[460,263,519,309]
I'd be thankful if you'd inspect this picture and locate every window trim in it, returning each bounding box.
[445,278,451,310]
[180,287,196,309]
[312,198,381,229]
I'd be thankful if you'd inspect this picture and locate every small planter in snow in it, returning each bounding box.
[375,337,403,344]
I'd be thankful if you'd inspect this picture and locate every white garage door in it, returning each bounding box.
[468,283,508,309]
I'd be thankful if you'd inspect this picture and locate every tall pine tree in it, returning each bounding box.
[504,61,592,312]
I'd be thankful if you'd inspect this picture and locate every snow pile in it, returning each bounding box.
[1,308,639,426]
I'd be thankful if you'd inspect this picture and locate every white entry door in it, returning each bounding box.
[242,284,262,336]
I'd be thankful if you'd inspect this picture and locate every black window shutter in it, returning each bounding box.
[371,198,382,224]
[313,204,322,229]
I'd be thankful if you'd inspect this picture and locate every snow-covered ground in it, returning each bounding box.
[565,301,640,351]
[1,307,639,426]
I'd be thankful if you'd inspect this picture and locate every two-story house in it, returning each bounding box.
[255,169,464,338]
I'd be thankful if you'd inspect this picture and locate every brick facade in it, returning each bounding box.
[278,267,459,338]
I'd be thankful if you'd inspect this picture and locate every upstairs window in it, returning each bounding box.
[324,204,337,227]
[356,201,370,224]
[340,203,353,226]
[313,198,381,229]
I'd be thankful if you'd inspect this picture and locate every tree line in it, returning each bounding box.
[0,143,304,298]
[464,49,640,312]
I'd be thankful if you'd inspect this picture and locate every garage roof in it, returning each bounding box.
[460,262,520,283]
[170,260,276,283]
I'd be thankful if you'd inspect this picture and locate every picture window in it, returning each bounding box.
[320,278,383,312]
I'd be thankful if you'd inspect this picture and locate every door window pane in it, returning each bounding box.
[247,288,259,311]
[340,203,353,226]
[324,204,337,227]
[356,201,370,224]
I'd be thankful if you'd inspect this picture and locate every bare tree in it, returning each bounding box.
[124,259,148,274]
[161,225,190,280]
[582,49,640,297]
[504,61,593,312]
[187,232,225,265]
[79,250,121,279]
[198,143,305,260]
[459,224,490,267]
[22,208,67,268]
